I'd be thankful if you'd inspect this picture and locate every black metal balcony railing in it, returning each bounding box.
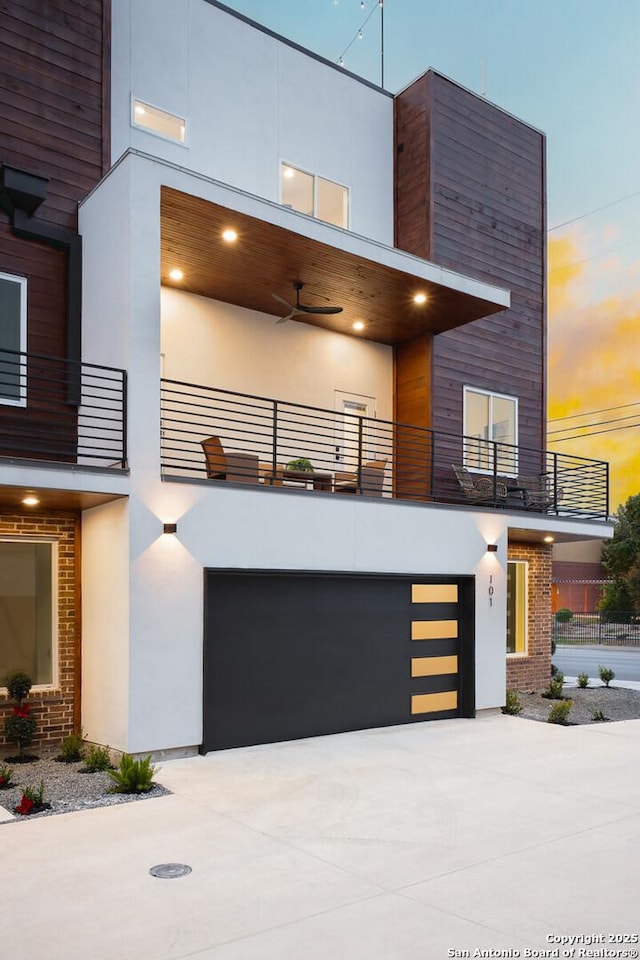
[160,380,609,520]
[0,350,127,469]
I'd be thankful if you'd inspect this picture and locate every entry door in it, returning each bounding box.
[334,391,375,467]
[202,572,475,752]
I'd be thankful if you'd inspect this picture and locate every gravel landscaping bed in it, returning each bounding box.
[515,683,640,724]
[0,748,170,822]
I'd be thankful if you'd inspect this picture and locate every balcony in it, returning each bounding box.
[160,380,609,521]
[0,350,127,470]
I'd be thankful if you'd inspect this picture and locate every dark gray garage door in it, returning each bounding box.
[203,571,475,752]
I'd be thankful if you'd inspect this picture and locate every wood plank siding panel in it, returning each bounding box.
[0,0,110,456]
[394,71,546,452]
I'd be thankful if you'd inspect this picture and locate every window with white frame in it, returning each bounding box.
[0,540,57,687]
[0,272,27,406]
[506,560,527,655]
[132,99,186,144]
[281,163,349,228]
[463,387,518,475]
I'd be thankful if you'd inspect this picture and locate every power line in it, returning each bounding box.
[548,236,640,275]
[549,419,640,443]
[549,400,640,424]
[548,189,640,233]
[548,411,640,436]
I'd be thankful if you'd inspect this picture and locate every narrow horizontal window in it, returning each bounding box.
[0,272,27,407]
[133,99,186,144]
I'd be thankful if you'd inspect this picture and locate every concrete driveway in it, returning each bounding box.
[2,714,640,959]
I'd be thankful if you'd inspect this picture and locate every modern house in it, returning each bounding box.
[0,0,612,756]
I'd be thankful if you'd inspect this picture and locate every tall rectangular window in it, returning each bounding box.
[506,560,527,655]
[0,540,56,686]
[281,164,349,228]
[463,387,517,475]
[0,272,27,406]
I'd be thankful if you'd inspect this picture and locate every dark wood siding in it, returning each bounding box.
[0,0,109,355]
[394,71,546,453]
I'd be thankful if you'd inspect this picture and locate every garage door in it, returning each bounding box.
[203,571,475,752]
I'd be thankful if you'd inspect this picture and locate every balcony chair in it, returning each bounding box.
[452,464,507,504]
[518,474,562,511]
[200,436,259,483]
[334,459,387,496]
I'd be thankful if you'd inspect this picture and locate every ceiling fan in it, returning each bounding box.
[272,282,343,324]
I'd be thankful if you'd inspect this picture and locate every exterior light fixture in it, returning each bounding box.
[487,543,498,552]
[413,292,427,305]
[163,523,177,535]
[543,535,554,543]
[353,321,365,331]
[221,228,238,243]
[169,268,183,281]
[22,495,39,506]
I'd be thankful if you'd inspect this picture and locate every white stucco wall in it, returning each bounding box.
[161,288,393,417]
[110,0,394,243]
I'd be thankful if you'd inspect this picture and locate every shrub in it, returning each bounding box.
[83,744,113,773]
[555,608,573,623]
[542,672,564,700]
[548,700,573,725]
[591,709,609,722]
[3,672,36,759]
[57,732,85,763]
[14,779,49,815]
[502,690,522,716]
[577,672,590,689]
[0,762,14,788]
[598,665,615,687]
[108,754,157,794]
[550,663,560,677]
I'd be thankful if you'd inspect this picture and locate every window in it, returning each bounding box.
[281,164,349,228]
[0,272,27,406]
[132,99,186,144]
[0,540,57,687]
[463,387,517,475]
[506,560,527,655]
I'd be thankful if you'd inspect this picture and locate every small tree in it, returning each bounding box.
[600,494,640,619]
[4,672,37,759]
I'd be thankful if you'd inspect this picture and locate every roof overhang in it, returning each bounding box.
[160,185,510,346]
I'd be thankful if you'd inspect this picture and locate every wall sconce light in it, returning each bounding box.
[163,523,177,535]
[487,543,498,553]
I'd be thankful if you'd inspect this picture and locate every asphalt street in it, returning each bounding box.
[554,644,640,681]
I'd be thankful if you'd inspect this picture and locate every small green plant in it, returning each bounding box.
[57,732,85,763]
[286,457,314,472]
[542,671,564,700]
[598,665,615,687]
[108,754,157,794]
[554,608,573,623]
[82,744,113,773]
[15,779,49,815]
[548,700,573,725]
[577,672,590,689]
[0,762,14,788]
[591,708,609,722]
[550,663,560,677]
[502,690,523,715]
[4,671,37,759]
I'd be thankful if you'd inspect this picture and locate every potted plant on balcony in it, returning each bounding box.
[286,457,314,472]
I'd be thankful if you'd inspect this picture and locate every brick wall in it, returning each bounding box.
[506,542,553,692]
[0,512,80,751]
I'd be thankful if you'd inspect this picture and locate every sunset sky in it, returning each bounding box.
[223,0,639,507]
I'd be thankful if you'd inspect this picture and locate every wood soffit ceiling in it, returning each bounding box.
[160,187,505,346]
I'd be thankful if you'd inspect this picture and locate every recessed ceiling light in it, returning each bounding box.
[169,268,183,281]
[543,535,554,543]
[222,228,238,243]
[353,321,365,332]
[413,292,428,305]
[283,167,295,179]
[22,495,39,506]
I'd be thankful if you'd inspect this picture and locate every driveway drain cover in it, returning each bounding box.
[149,863,192,879]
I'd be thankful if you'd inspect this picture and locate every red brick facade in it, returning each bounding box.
[0,512,80,751]
[506,542,553,692]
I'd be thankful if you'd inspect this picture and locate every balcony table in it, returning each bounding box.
[265,468,333,492]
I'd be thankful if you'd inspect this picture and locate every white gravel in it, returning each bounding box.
[0,749,170,821]
[513,683,640,724]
